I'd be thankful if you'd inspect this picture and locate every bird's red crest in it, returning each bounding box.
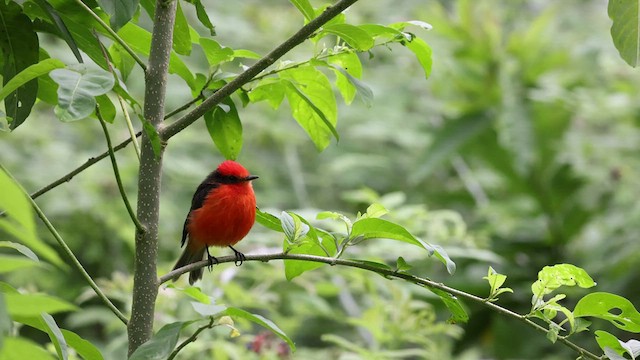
[216,160,250,177]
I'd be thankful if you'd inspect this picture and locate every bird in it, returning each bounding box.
[172,160,258,284]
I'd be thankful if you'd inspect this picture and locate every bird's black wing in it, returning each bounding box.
[181,178,219,247]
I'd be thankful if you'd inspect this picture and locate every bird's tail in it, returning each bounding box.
[172,246,206,285]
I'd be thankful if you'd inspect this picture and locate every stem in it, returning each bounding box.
[127,0,176,355]
[118,94,141,160]
[73,0,147,71]
[167,317,215,360]
[96,113,144,232]
[159,253,602,360]
[0,164,129,325]
[161,0,362,140]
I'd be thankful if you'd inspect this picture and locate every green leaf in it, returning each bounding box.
[0,337,55,360]
[141,117,162,158]
[96,0,139,32]
[109,43,135,81]
[326,51,362,104]
[330,65,373,107]
[168,285,211,304]
[608,0,640,67]
[531,264,596,300]
[280,211,309,244]
[31,0,83,63]
[249,79,286,109]
[595,330,631,358]
[199,38,234,66]
[233,49,261,59]
[186,0,216,36]
[429,288,469,323]
[0,58,64,104]
[0,169,64,267]
[483,266,513,301]
[322,24,375,51]
[256,208,284,232]
[574,292,640,333]
[389,20,433,32]
[60,329,104,360]
[0,0,39,130]
[95,94,116,123]
[358,24,403,39]
[41,313,68,360]
[4,293,77,317]
[288,0,314,22]
[0,293,10,350]
[191,302,227,316]
[279,66,338,151]
[224,307,295,351]
[0,241,38,262]
[402,35,432,79]
[204,99,243,160]
[129,322,185,360]
[363,203,388,219]
[50,64,115,122]
[0,255,38,274]
[395,256,412,272]
[172,1,192,56]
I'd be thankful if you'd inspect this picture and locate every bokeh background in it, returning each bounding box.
[2,0,640,358]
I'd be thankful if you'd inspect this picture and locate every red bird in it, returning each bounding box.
[172,160,258,284]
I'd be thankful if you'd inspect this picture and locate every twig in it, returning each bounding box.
[159,252,602,360]
[96,111,145,232]
[118,94,141,160]
[73,0,147,71]
[0,164,129,325]
[160,0,362,140]
[167,317,216,360]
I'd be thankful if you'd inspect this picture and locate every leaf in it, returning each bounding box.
[50,64,115,122]
[172,1,192,56]
[390,20,433,32]
[4,293,77,317]
[0,241,38,261]
[186,0,216,36]
[0,58,65,103]
[0,0,39,130]
[0,293,10,350]
[233,49,261,59]
[358,24,403,39]
[326,51,362,104]
[31,0,83,63]
[204,99,243,160]
[280,211,310,244]
[402,35,432,79]
[109,43,135,81]
[395,257,412,272]
[256,208,284,232]
[249,79,286,109]
[166,284,211,304]
[483,266,513,300]
[223,307,295,351]
[60,329,104,360]
[0,337,54,360]
[41,313,68,360]
[191,302,227,316]
[0,255,39,274]
[95,94,116,123]
[288,0,314,22]
[574,292,640,333]
[279,66,338,151]
[531,264,596,299]
[0,169,64,267]
[596,330,640,359]
[429,287,469,323]
[199,38,234,66]
[96,0,139,32]
[608,0,640,67]
[330,65,373,107]
[322,24,374,51]
[129,322,186,360]
[141,117,162,158]
[363,203,388,219]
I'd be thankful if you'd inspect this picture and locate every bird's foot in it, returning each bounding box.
[205,247,218,272]
[228,245,246,266]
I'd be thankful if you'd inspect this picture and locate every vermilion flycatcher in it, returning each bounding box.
[172,160,258,284]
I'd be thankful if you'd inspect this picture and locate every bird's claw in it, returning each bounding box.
[229,246,245,266]
[205,247,218,272]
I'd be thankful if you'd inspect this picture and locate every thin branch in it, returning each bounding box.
[164,93,205,120]
[73,0,147,71]
[96,112,145,232]
[159,252,601,360]
[118,94,141,160]
[0,164,129,325]
[167,317,216,360]
[160,0,361,140]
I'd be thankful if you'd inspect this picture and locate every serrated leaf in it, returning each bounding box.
[96,0,138,32]
[200,38,234,66]
[279,66,337,151]
[574,292,640,333]
[41,313,68,360]
[256,208,284,232]
[172,1,192,56]
[224,307,295,351]
[0,58,65,103]
[403,35,432,79]
[129,322,186,360]
[50,65,115,122]
[205,99,243,160]
[4,293,77,317]
[608,0,640,67]
[322,24,374,51]
[288,0,314,22]
[0,0,39,130]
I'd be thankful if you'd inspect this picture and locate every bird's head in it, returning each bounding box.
[215,160,259,184]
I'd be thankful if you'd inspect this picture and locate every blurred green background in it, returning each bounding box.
[2,0,640,358]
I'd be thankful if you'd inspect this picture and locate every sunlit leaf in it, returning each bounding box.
[4,293,77,317]
[0,255,38,274]
[0,59,64,104]
[172,1,192,55]
[256,208,284,232]
[402,35,432,79]
[429,287,469,323]
[574,292,640,333]
[608,0,640,67]
[200,38,234,66]
[0,337,54,360]
[531,264,596,299]
[249,79,286,109]
[322,24,374,51]
[288,0,314,22]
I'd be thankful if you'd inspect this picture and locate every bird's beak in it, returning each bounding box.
[245,175,259,181]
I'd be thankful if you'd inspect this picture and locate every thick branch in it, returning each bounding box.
[159,253,601,360]
[127,0,177,355]
[160,0,361,140]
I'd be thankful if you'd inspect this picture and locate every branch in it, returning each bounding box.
[159,252,602,360]
[160,0,361,140]
[167,317,216,360]
[0,164,129,325]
